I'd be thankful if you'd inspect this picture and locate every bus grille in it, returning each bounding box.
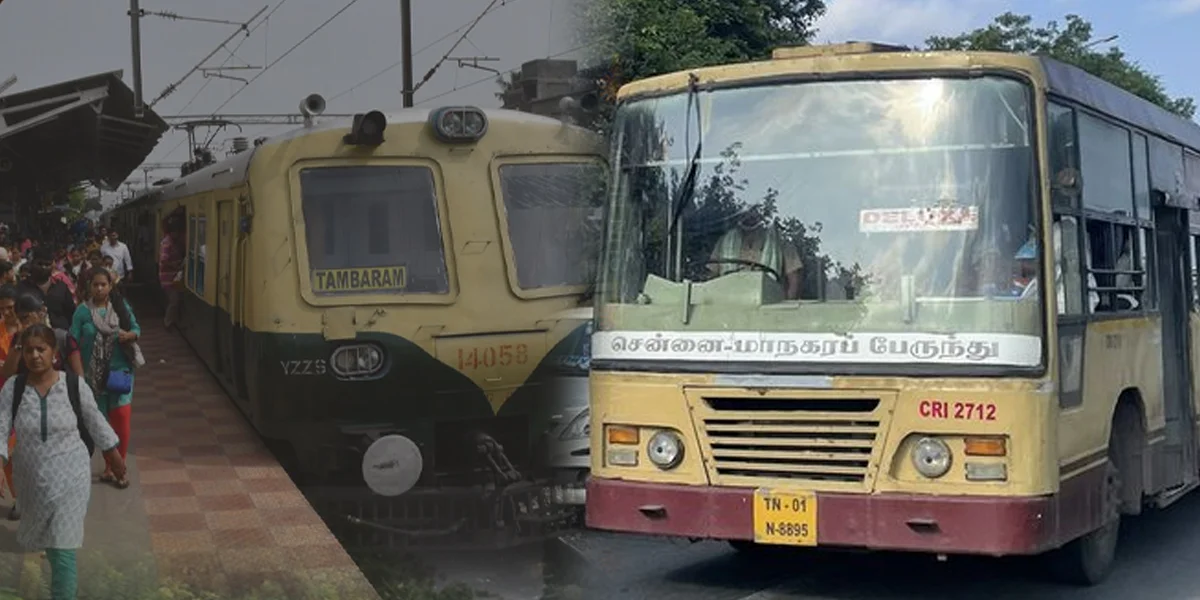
[689,392,892,491]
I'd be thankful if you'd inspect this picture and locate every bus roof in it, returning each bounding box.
[616,47,1200,153]
[1040,56,1200,152]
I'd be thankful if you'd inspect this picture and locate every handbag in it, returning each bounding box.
[123,341,146,369]
[106,369,133,395]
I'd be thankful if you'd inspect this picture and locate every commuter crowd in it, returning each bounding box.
[0,217,176,599]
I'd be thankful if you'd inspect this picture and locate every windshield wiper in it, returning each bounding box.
[665,73,703,242]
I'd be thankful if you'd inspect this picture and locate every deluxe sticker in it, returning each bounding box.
[859,206,979,233]
[313,266,407,293]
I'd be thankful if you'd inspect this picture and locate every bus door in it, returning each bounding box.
[1153,200,1197,486]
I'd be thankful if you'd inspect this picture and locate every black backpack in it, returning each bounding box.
[11,373,95,456]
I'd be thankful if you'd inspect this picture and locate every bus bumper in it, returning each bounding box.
[586,478,1059,556]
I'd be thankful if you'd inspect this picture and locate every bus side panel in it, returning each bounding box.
[1058,318,1165,511]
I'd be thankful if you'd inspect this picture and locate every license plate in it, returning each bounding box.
[752,489,817,546]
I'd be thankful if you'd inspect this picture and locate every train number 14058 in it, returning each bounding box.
[457,344,529,371]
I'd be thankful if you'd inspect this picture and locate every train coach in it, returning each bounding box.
[107,96,605,547]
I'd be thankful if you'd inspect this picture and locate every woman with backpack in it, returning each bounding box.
[0,324,123,600]
[71,266,141,490]
[0,294,85,521]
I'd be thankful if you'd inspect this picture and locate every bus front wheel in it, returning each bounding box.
[1045,450,1123,585]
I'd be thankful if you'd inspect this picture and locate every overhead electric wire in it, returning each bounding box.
[328,0,524,103]
[148,5,270,107]
[412,0,504,95]
[210,0,363,114]
[416,42,591,106]
[159,0,291,160]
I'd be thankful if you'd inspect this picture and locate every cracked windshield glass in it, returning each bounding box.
[596,76,1043,367]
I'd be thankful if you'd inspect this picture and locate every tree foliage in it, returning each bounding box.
[578,0,826,96]
[927,12,1196,119]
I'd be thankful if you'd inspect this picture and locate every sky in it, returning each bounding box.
[813,0,1200,116]
[0,0,1197,200]
[0,0,585,196]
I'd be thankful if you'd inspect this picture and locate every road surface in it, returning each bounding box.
[553,492,1200,600]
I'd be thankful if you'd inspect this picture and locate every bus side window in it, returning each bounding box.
[1191,234,1200,309]
[1085,220,1144,312]
[1053,215,1085,315]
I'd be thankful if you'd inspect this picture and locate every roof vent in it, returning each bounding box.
[773,42,911,60]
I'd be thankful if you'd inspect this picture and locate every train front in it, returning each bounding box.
[247,103,606,549]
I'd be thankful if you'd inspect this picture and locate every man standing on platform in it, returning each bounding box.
[100,230,133,287]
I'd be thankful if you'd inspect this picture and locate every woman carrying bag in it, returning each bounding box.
[70,267,142,489]
[0,324,123,599]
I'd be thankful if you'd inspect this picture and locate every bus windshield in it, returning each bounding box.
[596,76,1044,369]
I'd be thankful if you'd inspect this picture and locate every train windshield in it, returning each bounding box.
[299,166,450,296]
[496,161,607,291]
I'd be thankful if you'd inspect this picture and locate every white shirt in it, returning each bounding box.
[100,241,133,278]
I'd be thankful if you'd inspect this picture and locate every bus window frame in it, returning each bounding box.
[287,157,459,307]
[591,69,1051,379]
[1046,95,1159,323]
[489,154,608,301]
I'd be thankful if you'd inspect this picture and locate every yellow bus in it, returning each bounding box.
[584,42,1200,584]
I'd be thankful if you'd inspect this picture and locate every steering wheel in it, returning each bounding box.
[703,258,783,283]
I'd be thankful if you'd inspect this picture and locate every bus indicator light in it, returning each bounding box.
[606,447,638,467]
[965,462,1007,482]
[964,437,1007,456]
[606,425,639,445]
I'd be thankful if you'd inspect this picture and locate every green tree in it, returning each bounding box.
[578,0,826,97]
[927,12,1196,119]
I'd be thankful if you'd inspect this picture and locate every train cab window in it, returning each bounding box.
[496,162,606,290]
[299,166,448,295]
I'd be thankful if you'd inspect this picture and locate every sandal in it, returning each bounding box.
[114,478,130,490]
[99,472,115,484]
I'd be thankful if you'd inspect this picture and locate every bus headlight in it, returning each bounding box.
[911,437,952,479]
[647,430,684,470]
[331,343,385,378]
[430,106,488,142]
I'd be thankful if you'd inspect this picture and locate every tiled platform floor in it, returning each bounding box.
[0,303,380,599]
[133,322,379,597]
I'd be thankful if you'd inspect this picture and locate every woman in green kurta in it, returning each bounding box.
[70,267,140,489]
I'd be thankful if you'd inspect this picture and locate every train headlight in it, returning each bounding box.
[331,343,385,378]
[647,430,684,470]
[911,437,952,479]
[343,111,387,146]
[430,106,488,143]
[559,408,590,441]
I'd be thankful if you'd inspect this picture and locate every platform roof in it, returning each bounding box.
[0,70,168,194]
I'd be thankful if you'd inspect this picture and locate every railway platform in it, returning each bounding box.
[0,300,379,599]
